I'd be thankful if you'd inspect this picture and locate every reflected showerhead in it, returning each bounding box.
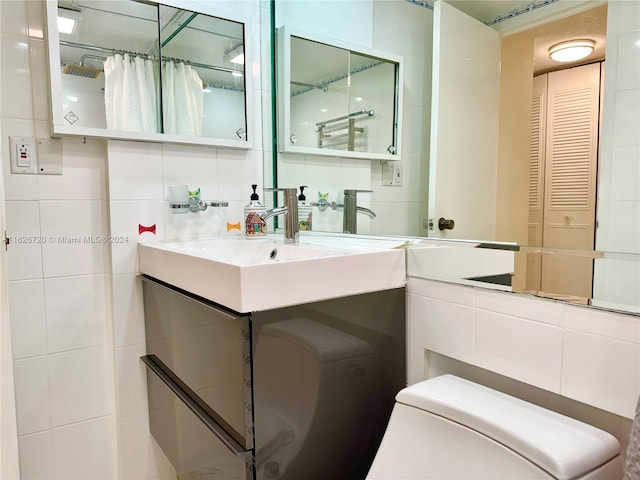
[62,63,101,78]
[61,54,106,79]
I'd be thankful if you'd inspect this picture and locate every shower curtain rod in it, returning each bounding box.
[60,40,238,74]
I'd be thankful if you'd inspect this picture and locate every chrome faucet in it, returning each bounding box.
[343,189,376,234]
[260,187,299,244]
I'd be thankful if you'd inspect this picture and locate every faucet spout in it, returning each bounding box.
[259,206,288,222]
[263,187,299,244]
[343,189,375,234]
[357,206,376,219]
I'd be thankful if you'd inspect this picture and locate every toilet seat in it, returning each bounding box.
[397,375,621,479]
[367,375,622,480]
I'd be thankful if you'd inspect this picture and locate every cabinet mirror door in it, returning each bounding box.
[47,0,251,148]
[278,27,403,161]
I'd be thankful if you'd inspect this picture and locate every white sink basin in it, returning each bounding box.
[138,237,406,313]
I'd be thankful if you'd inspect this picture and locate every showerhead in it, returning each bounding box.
[61,54,106,79]
[62,63,102,78]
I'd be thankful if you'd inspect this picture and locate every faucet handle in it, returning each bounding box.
[264,187,297,194]
[264,187,298,205]
[344,189,373,196]
[264,187,298,206]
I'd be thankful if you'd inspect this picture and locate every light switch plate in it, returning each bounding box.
[9,136,38,174]
[36,137,63,175]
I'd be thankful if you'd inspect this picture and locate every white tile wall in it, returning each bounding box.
[108,200,165,275]
[161,144,219,199]
[13,356,51,436]
[475,288,564,326]
[115,343,149,418]
[43,274,109,353]
[564,303,640,342]
[39,200,110,277]
[29,38,49,122]
[475,310,563,392]
[8,279,47,359]
[5,201,43,280]
[107,141,164,201]
[407,277,640,419]
[47,347,115,427]
[119,412,174,480]
[2,1,118,477]
[275,0,373,45]
[562,330,640,417]
[18,430,54,480]
[407,294,475,363]
[51,416,118,480]
[594,1,640,307]
[37,137,107,200]
[1,33,33,119]
[112,274,146,348]
[17,416,119,480]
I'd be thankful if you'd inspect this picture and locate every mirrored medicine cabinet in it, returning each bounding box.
[45,0,253,148]
[277,27,403,161]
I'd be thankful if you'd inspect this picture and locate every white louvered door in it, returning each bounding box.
[539,63,601,300]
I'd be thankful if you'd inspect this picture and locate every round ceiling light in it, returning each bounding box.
[549,39,595,62]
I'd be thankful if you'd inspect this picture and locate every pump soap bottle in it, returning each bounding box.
[298,186,312,231]
[244,184,266,238]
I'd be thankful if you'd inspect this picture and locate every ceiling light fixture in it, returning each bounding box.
[223,43,244,65]
[549,39,595,62]
[57,7,82,35]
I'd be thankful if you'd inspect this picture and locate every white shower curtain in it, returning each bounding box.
[162,61,203,136]
[103,53,158,133]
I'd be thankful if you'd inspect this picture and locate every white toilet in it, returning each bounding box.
[367,375,622,479]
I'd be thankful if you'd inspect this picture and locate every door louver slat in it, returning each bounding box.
[529,95,543,209]
[548,86,594,208]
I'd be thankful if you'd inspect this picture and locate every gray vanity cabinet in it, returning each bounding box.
[141,275,406,480]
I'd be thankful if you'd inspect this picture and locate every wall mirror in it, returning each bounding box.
[45,0,252,148]
[277,27,403,161]
[269,0,639,316]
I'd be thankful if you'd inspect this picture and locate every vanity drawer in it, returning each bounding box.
[141,276,254,452]
[142,355,253,478]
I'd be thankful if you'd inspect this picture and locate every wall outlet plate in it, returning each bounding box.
[382,162,402,186]
[9,136,38,174]
[36,137,63,175]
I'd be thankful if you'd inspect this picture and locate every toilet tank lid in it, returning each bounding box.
[397,375,621,480]
[259,318,372,362]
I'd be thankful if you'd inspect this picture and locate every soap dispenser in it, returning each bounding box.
[298,185,312,231]
[244,184,266,238]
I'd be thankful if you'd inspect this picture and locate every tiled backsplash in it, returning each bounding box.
[407,277,640,419]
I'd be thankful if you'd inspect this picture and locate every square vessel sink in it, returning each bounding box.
[138,237,406,313]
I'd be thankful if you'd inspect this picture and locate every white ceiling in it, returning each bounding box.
[529,4,606,75]
[448,0,532,23]
[447,1,607,75]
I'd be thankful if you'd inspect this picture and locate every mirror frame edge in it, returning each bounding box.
[44,0,255,150]
[276,25,404,162]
